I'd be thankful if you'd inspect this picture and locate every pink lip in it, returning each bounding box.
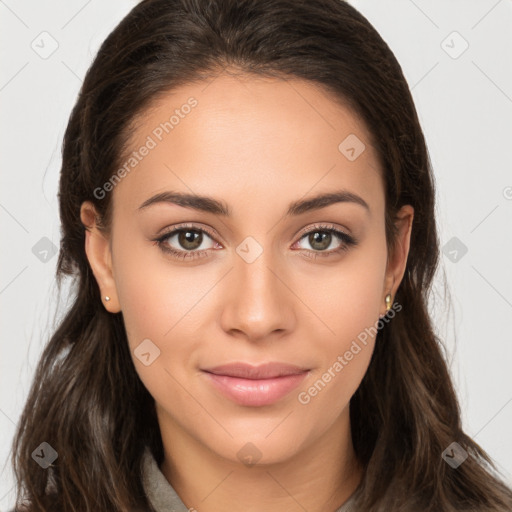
[201,362,310,407]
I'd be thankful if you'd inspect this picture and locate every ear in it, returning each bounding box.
[381,204,414,316]
[80,201,121,313]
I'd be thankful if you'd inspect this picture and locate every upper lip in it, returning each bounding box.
[202,362,309,379]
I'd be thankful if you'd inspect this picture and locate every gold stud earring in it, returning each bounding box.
[385,293,392,312]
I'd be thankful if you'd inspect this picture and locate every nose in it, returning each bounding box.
[219,245,296,343]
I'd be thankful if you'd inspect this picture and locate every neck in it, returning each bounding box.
[158,407,363,512]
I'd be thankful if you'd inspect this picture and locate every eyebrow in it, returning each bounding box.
[137,189,370,216]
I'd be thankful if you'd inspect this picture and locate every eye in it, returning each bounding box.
[153,224,219,260]
[152,222,358,261]
[292,223,358,259]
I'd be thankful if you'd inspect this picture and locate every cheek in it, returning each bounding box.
[298,231,387,341]
[294,236,387,407]
[295,343,373,436]
[111,231,213,403]
[295,290,379,423]
[112,228,200,344]
[112,245,195,411]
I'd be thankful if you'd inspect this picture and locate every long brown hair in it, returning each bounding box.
[10,0,512,510]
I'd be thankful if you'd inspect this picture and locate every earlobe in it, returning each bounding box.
[80,201,121,313]
[381,205,414,314]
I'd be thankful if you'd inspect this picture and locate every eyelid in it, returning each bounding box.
[157,222,353,244]
[294,222,352,240]
[291,222,357,258]
[156,222,220,243]
[153,221,357,259]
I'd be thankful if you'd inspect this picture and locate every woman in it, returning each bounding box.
[10,0,512,511]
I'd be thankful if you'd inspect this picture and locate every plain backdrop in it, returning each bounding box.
[1,0,511,509]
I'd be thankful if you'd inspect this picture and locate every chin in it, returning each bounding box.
[201,427,308,467]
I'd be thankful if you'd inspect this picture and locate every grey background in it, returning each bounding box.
[1,0,511,508]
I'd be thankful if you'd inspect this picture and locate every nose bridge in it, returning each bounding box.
[220,235,294,339]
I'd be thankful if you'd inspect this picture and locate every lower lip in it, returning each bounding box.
[203,371,309,407]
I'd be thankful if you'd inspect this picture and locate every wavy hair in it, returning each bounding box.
[10,0,512,510]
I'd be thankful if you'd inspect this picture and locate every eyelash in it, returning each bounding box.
[152,223,358,261]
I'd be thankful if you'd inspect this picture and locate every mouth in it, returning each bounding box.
[201,362,310,407]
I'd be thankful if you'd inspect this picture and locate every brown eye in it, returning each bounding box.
[176,229,203,250]
[307,231,332,251]
[154,225,218,260]
[293,224,358,259]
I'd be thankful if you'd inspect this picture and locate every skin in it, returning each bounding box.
[81,70,413,512]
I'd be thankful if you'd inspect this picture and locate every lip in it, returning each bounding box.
[201,362,310,407]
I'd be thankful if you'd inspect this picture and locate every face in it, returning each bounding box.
[82,71,413,467]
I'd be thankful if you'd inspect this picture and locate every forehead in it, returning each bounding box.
[112,72,384,218]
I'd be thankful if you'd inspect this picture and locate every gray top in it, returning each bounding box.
[142,446,359,512]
